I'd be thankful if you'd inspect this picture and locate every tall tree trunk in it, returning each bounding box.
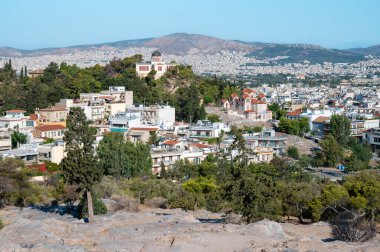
[87,190,94,221]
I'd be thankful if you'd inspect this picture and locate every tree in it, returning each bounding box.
[309,183,349,221]
[287,146,299,159]
[182,177,218,210]
[268,103,286,120]
[147,131,159,146]
[330,115,351,147]
[0,158,30,208]
[61,107,103,220]
[11,131,27,148]
[320,134,344,167]
[176,83,204,123]
[97,132,152,178]
[206,114,220,123]
[299,117,309,136]
[253,126,263,133]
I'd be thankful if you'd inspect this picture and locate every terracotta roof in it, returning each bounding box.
[99,95,114,100]
[252,99,266,104]
[243,94,250,99]
[243,88,255,93]
[221,99,228,103]
[286,109,303,116]
[190,143,210,149]
[258,93,266,99]
[230,93,238,98]
[313,116,329,123]
[129,127,158,131]
[36,125,66,131]
[6,109,26,113]
[244,110,255,113]
[162,140,180,145]
[28,114,38,121]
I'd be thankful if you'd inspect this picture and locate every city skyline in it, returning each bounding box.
[1,0,379,50]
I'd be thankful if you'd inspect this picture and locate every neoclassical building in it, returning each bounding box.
[136,51,176,79]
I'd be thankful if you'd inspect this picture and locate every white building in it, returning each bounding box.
[128,105,175,127]
[37,141,65,164]
[0,110,28,129]
[136,51,176,79]
[57,86,133,119]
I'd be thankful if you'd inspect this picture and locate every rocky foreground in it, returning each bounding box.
[0,206,379,252]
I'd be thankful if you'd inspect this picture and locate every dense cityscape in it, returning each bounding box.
[1,1,380,251]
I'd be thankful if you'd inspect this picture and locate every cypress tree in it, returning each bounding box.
[61,107,103,221]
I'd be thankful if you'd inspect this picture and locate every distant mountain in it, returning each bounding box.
[0,33,372,63]
[345,45,380,56]
[246,44,365,63]
[0,38,152,57]
[141,33,255,55]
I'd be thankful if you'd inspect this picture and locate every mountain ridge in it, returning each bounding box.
[0,33,378,63]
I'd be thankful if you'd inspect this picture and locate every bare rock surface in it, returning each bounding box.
[1,206,379,251]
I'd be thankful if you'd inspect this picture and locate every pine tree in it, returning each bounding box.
[24,66,27,77]
[61,107,103,221]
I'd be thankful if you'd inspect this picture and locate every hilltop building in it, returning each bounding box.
[136,51,176,79]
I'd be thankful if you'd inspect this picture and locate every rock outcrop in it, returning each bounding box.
[0,207,379,251]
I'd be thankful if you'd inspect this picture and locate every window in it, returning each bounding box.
[158,66,162,71]
[374,137,380,143]
[139,66,149,71]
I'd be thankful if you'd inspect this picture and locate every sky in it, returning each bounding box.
[0,0,379,50]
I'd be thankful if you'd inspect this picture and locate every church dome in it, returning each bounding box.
[152,50,161,57]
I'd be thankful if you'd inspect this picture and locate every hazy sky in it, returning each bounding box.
[1,0,379,49]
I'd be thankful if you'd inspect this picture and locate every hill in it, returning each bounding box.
[141,33,255,55]
[346,45,380,56]
[0,33,371,63]
[246,44,365,63]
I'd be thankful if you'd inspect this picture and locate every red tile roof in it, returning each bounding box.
[230,93,238,98]
[286,109,303,116]
[6,109,26,113]
[313,116,329,123]
[28,114,38,121]
[36,125,66,131]
[242,88,255,93]
[190,143,210,149]
[243,94,250,99]
[163,140,180,145]
[99,95,114,100]
[258,93,266,99]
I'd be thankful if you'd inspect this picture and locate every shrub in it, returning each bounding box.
[125,178,177,203]
[253,126,263,133]
[77,194,107,219]
[331,211,376,242]
[168,188,198,211]
[111,195,140,212]
[94,176,123,199]
[287,146,299,160]
[144,197,168,209]
[0,216,4,229]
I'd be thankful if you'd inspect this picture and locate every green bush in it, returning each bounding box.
[0,216,4,229]
[168,189,198,211]
[125,178,178,203]
[77,194,107,219]
[287,146,299,159]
